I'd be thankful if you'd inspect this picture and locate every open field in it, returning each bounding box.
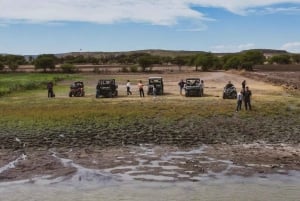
[0,71,299,182]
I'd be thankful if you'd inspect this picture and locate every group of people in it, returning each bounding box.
[126,80,145,97]
[236,80,252,112]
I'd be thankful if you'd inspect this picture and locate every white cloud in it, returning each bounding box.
[211,43,255,53]
[281,42,300,53]
[0,0,300,26]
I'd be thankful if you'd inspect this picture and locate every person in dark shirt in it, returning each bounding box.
[178,79,185,95]
[225,81,234,89]
[47,82,54,98]
[244,86,252,110]
[242,80,246,90]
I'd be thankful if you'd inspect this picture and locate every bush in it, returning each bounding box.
[130,65,138,72]
[8,62,19,72]
[60,63,77,73]
[121,66,129,72]
[0,63,4,71]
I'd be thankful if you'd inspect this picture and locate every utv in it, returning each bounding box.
[147,77,164,95]
[96,79,118,98]
[223,85,237,99]
[69,81,85,97]
[185,78,203,97]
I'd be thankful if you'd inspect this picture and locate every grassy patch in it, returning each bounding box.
[0,73,299,149]
[0,73,79,96]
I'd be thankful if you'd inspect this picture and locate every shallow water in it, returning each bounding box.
[1,145,300,201]
[1,174,300,201]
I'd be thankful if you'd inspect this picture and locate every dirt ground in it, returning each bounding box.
[0,70,300,182]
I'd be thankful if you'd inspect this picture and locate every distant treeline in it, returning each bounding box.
[1,50,300,73]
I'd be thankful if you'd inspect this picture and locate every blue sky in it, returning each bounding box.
[0,0,300,55]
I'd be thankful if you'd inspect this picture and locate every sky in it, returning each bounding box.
[0,0,300,55]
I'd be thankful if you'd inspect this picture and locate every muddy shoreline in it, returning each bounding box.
[1,143,300,183]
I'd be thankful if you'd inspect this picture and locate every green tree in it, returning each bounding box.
[241,50,265,65]
[34,54,57,72]
[8,62,19,72]
[138,56,155,71]
[60,63,77,73]
[291,54,300,64]
[269,54,291,64]
[172,56,186,71]
[194,53,216,71]
[224,56,241,70]
[0,62,4,71]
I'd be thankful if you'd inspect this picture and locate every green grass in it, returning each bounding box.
[0,73,79,96]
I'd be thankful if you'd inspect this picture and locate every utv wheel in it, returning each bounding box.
[69,92,72,97]
[108,91,112,98]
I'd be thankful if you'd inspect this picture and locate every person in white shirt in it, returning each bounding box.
[126,80,132,95]
[236,90,243,112]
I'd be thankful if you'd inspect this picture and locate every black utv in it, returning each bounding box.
[69,81,85,97]
[185,78,203,97]
[223,84,237,99]
[147,77,164,95]
[96,79,118,98]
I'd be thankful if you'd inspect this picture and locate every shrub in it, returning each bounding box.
[60,63,77,73]
[130,65,138,72]
[121,66,129,72]
[8,62,19,72]
[0,63,4,71]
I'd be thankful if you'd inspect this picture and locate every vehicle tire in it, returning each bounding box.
[223,93,226,99]
[69,92,72,97]
[108,91,112,98]
[115,90,118,97]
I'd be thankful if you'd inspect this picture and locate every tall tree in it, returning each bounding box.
[34,54,57,72]
[194,53,216,71]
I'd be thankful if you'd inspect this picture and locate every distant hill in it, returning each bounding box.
[17,49,293,59]
[55,49,291,58]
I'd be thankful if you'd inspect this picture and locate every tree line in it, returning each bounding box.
[1,51,300,72]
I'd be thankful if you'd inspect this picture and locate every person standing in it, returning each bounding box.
[244,86,252,110]
[178,79,185,95]
[242,80,246,90]
[47,81,54,98]
[200,80,204,96]
[126,80,132,95]
[236,90,243,112]
[138,80,144,97]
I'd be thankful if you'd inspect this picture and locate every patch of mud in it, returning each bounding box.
[1,143,300,183]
